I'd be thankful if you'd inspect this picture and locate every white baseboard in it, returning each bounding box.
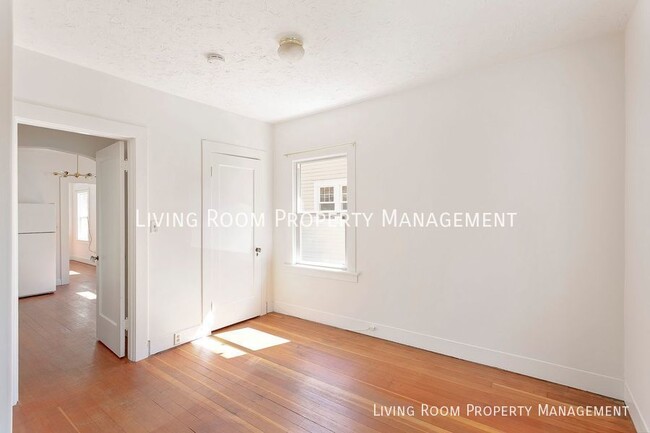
[149,324,207,355]
[273,301,624,399]
[626,383,649,433]
[70,256,96,266]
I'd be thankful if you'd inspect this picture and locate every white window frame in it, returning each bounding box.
[287,143,357,282]
[75,189,90,242]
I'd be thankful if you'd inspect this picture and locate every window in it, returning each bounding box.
[76,190,89,241]
[319,186,335,211]
[291,144,356,275]
[314,180,346,212]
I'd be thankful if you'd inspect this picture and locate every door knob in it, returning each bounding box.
[255,247,262,256]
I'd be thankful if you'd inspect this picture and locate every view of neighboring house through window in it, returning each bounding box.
[76,189,89,241]
[315,179,346,212]
[295,155,347,268]
[319,185,335,211]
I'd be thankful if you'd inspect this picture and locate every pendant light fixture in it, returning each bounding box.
[53,154,95,179]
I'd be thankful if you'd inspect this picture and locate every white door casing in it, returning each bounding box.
[96,141,126,357]
[13,102,150,408]
[203,150,263,332]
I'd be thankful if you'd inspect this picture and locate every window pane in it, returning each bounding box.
[77,190,89,241]
[78,217,89,242]
[299,215,346,267]
[297,157,347,213]
[296,156,347,267]
[77,191,89,217]
[320,186,334,203]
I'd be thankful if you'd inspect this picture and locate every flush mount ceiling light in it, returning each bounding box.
[277,37,304,63]
[206,53,225,63]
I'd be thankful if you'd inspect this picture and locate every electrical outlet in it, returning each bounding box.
[173,333,181,345]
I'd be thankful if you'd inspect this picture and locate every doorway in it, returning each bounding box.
[11,100,150,405]
[69,182,97,267]
[17,127,129,355]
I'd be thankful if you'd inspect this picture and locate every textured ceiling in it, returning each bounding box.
[15,0,636,122]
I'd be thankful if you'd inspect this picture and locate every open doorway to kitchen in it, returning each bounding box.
[11,103,152,419]
[16,125,129,364]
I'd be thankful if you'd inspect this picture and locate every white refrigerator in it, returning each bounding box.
[18,203,57,297]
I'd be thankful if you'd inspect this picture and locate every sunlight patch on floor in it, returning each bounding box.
[215,327,290,351]
[192,337,246,359]
[76,291,96,300]
[69,270,80,275]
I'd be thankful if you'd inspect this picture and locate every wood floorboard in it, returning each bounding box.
[13,261,636,432]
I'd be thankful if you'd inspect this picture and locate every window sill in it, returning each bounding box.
[283,263,359,283]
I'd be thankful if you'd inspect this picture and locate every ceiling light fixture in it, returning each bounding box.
[206,53,225,63]
[277,37,304,63]
[53,155,95,179]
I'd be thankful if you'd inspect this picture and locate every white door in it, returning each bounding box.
[96,141,126,357]
[204,152,262,331]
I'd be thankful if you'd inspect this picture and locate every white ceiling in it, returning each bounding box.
[15,0,636,123]
[18,125,115,159]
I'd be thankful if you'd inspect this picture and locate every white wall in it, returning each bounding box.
[273,35,625,398]
[625,0,650,430]
[14,47,273,354]
[17,148,95,282]
[0,0,12,429]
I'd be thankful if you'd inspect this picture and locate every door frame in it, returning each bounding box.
[66,181,97,268]
[201,140,268,334]
[11,101,150,403]
[61,171,97,285]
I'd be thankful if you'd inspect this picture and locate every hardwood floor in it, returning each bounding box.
[14,261,636,432]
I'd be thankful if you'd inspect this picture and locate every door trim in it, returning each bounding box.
[12,101,150,403]
[201,140,268,335]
